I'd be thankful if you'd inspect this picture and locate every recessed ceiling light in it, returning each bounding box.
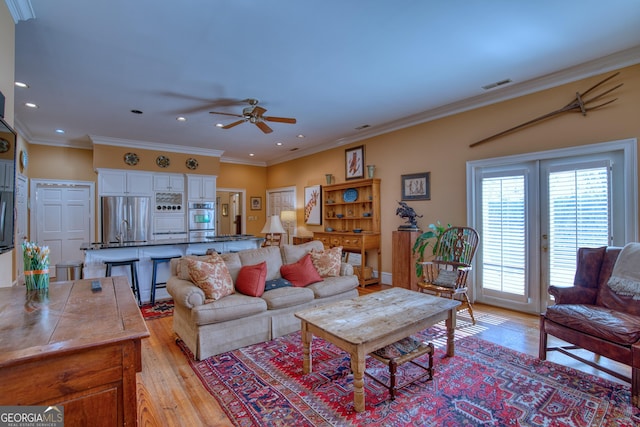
[249,153,255,157]
[176,116,187,122]
[25,102,38,108]
[14,81,29,88]
[130,109,143,114]
[297,134,305,138]
[216,123,224,128]
[55,129,65,134]
[275,142,283,146]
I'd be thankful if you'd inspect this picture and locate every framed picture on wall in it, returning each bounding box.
[222,204,229,216]
[250,196,262,210]
[345,145,365,180]
[304,185,322,225]
[401,172,431,201]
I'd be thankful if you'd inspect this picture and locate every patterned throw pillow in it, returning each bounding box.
[280,253,323,287]
[264,278,293,292]
[309,246,342,277]
[177,254,217,280]
[235,262,267,297]
[186,255,234,301]
[433,269,458,288]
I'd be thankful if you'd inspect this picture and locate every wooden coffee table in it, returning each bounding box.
[295,287,460,412]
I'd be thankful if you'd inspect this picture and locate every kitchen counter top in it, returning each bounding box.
[81,234,263,250]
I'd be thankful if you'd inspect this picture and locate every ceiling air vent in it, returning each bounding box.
[355,124,371,130]
[482,79,512,91]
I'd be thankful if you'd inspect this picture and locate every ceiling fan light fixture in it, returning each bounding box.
[215,123,224,127]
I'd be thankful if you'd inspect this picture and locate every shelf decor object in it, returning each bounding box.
[345,145,364,180]
[186,157,198,170]
[156,155,170,168]
[304,185,322,225]
[313,178,381,287]
[401,172,430,201]
[123,152,139,166]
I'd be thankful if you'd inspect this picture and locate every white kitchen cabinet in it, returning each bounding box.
[98,169,153,196]
[153,173,185,192]
[152,214,186,236]
[187,175,216,201]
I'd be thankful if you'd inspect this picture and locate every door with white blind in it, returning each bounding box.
[469,139,636,314]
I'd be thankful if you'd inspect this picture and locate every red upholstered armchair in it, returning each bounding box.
[539,245,640,407]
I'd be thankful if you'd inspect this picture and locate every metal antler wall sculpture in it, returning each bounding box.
[469,72,623,148]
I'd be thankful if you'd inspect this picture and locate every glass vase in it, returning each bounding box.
[25,266,50,291]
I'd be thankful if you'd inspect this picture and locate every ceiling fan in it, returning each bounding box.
[209,99,296,134]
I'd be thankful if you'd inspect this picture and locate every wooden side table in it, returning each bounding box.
[0,277,149,426]
[392,230,422,291]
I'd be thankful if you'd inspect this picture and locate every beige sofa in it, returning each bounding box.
[167,240,359,360]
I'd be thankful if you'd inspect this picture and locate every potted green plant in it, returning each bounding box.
[412,221,450,279]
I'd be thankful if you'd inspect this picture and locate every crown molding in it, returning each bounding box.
[5,0,35,23]
[266,45,640,166]
[90,135,224,157]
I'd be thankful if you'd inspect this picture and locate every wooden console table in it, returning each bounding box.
[0,277,149,426]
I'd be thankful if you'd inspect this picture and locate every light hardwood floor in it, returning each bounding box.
[137,285,630,426]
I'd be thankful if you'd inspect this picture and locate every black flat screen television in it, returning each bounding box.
[0,117,16,255]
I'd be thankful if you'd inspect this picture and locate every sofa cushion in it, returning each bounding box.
[238,246,283,281]
[191,293,267,325]
[186,256,235,301]
[280,253,323,287]
[545,304,640,345]
[260,286,314,310]
[177,254,216,280]
[310,246,342,277]
[282,240,325,264]
[235,262,267,297]
[307,275,359,298]
[265,278,293,292]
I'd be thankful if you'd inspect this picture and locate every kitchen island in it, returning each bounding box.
[81,235,263,304]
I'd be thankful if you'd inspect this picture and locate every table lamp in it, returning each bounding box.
[261,214,286,246]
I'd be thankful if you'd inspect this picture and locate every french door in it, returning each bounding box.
[468,139,636,314]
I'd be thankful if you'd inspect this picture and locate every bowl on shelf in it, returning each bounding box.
[362,212,371,217]
[353,228,363,233]
[336,213,344,218]
[325,227,334,232]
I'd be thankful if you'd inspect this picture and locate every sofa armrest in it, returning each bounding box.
[340,262,354,276]
[548,285,597,305]
[167,276,206,309]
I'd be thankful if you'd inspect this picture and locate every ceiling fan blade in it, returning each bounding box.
[252,106,267,117]
[255,121,273,134]
[222,119,246,129]
[210,111,244,118]
[263,115,297,124]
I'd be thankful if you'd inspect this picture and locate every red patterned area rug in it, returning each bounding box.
[140,299,173,320]
[179,326,640,426]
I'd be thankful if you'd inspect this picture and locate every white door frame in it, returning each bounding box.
[217,187,246,234]
[29,178,96,246]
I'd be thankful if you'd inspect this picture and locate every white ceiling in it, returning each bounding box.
[10,0,640,165]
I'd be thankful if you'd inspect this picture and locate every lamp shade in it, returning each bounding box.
[280,210,296,223]
[261,215,286,234]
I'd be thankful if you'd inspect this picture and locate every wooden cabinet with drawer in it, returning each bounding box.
[313,178,381,287]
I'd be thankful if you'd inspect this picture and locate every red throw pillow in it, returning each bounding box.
[280,253,323,287]
[235,261,267,297]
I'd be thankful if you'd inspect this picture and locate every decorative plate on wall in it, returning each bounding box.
[186,158,198,170]
[343,188,358,202]
[0,137,9,153]
[156,155,170,168]
[124,152,139,166]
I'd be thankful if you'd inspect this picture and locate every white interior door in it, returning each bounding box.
[14,174,28,278]
[31,181,93,277]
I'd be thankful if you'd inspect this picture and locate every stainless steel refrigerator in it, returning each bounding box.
[101,196,150,243]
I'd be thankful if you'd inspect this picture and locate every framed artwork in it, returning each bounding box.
[222,204,229,216]
[250,196,262,210]
[401,172,431,201]
[304,185,322,225]
[345,145,365,180]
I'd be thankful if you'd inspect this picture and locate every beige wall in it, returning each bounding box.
[92,144,221,175]
[0,3,15,285]
[267,65,640,276]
